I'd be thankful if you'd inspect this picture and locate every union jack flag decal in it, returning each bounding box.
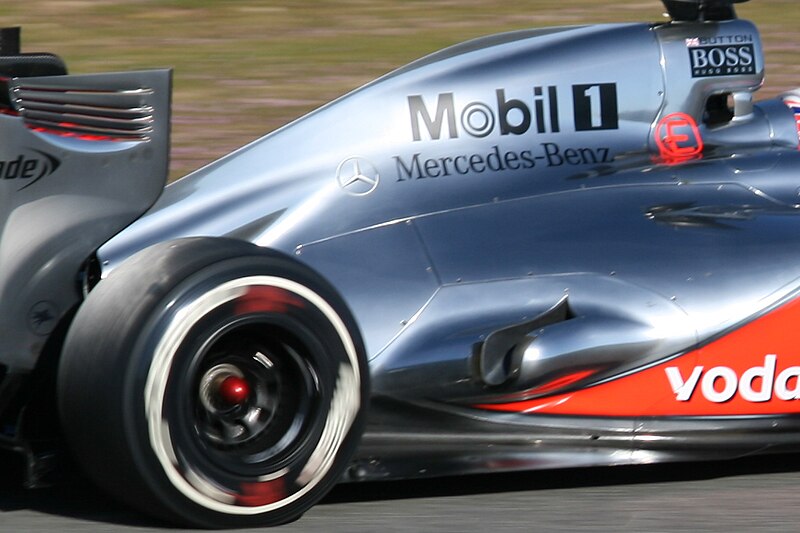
[783,95,800,148]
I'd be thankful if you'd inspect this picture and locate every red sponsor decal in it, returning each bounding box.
[477,295,800,417]
[654,112,704,164]
[235,286,303,315]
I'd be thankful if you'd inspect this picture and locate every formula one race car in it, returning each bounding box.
[1,0,799,527]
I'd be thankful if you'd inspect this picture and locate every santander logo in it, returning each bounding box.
[666,355,800,403]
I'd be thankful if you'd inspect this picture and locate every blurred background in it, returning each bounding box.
[1,0,798,180]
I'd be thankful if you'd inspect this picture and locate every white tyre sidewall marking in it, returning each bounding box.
[143,275,361,515]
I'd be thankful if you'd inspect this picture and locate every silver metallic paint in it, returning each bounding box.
[97,20,799,403]
[5,8,800,484]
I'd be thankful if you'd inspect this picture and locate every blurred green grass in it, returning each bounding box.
[1,1,798,179]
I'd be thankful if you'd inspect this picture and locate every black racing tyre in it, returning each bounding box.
[57,237,369,528]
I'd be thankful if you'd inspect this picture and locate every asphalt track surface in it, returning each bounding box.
[4,449,800,532]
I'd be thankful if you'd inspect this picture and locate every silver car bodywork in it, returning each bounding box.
[99,18,790,357]
[2,0,800,523]
[92,13,800,477]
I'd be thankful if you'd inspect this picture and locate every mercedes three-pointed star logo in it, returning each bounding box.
[336,156,380,196]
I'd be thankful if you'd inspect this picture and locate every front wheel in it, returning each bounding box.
[58,238,368,528]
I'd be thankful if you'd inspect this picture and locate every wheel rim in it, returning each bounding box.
[144,276,362,515]
[189,322,320,471]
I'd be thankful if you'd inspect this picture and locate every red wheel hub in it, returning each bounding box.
[218,376,251,406]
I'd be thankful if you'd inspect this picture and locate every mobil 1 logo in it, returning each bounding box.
[408,82,619,141]
[572,83,618,131]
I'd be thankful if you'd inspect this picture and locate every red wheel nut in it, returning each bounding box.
[218,376,250,406]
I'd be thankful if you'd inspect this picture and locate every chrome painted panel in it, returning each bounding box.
[292,220,439,357]
[98,22,665,269]
[370,274,695,400]
[94,17,800,401]
[411,159,800,344]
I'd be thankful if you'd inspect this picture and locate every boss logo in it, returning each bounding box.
[688,44,756,78]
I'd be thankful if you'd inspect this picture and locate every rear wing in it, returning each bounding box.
[0,28,171,375]
[662,0,749,21]
[0,26,66,78]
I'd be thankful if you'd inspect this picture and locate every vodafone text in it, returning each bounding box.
[666,355,800,403]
